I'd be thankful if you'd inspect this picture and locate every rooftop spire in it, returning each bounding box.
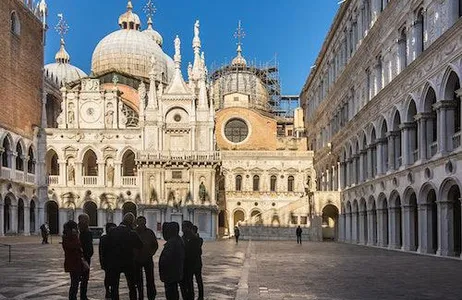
[127,0,133,11]
[119,0,141,30]
[166,36,190,95]
[144,0,156,28]
[54,13,70,64]
[232,20,247,66]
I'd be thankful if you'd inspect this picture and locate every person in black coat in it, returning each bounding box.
[159,222,185,300]
[107,213,143,300]
[180,221,202,300]
[78,214,94,300]
[100,222,117,300]
[296,225,303,244]
[192,225,204,300]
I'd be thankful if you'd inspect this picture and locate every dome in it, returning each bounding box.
[91,1,174,80]
[232,45,247,66]
[45,39,87,85]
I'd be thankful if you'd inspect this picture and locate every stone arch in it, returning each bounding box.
[359,198,368,244]
[233,209,245,226]
[17,197,25,233]
[389,190,403,249]
[82,149,98,177]
[3,193,16,234]
[352,199,360,243]
[404,187,419,251]
[122,201,137,217]
[121,149,136,177]
[83,201,98,227]
[322,204,339,241]
[439,177,462,256]
[442,69,461,147]
[368,195,378,245]
[2,133,13,168]
[45,200,59,234]
[27,145,36,174]
[250,208,263,225]
[29,198,36,234]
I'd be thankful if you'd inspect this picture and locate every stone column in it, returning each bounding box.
[345,212,351,242]
[0,205,4,237]
[75,208,83,221]
[400,122,413,166]
[437,200,454,257]
[75,162,83,186]
[359,150,365,182]
[114,162,122,188]
[338,214,345,242]
[58,160,67,186]
[339,162,345,190]
[367,147,373,180]
[386,132,395,172]
[376,139,384,175]
[377,209,387,247]
[98,161,105,187]
[388,206,396,249]
[97,209,106,228]
[415,113,430,161]
[114,209,123,226]
[418,203,431,254]
[23,204,30,236]
[402,204,417,251]
[11,204,18,234]
[345,159,351,188]
[351,212,358,243]
[434,100,456,155]
[359,211,366,245]
[59,209,68,233]
[367,209,375,245]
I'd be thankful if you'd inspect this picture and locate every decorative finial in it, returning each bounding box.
[234,20,245,55]
[55,13,69,40]
[112,74,119,86]
[127,0,133,11]
[144,0,156,27]
[193,20,201,51]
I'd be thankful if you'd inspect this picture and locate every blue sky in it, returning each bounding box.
[44,0,339,95]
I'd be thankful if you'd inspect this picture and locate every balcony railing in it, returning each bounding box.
[122,176,137,187]
[138,151,221,162]
[1,167,11,179]
[453,132,461,149]
[15,170,24,182]
[83,176,98,186]
[47,175,59,185]
[26,173,35,184]
[430,142,438,157]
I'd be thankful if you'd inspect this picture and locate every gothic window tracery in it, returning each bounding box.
[121,103,139,128]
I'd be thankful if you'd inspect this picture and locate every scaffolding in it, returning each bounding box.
[209,55,282,114]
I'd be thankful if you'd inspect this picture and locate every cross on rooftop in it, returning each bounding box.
[55,13,69,39]
[234,20,245,47]
[144,0,157,19]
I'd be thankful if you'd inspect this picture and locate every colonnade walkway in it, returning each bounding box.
[1,237,462,299]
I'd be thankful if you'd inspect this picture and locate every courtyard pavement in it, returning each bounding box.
[0,236,461,299]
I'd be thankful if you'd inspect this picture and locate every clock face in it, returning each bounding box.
[80,102,101,123]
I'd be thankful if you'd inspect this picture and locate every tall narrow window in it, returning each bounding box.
[398,28,408,72]
[253,175,260,192]
[10,11,20,35]
[235,175,242,191]
[288,176,295,192]
[270,175,277,192]
[16,142,24,171]
[416,9,425,56]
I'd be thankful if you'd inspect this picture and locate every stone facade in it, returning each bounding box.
[0,0,46,236]
[301,0,462,257]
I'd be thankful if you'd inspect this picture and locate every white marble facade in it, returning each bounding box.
[301,0,462,257]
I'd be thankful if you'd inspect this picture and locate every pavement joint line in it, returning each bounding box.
[13,270,104,300]
[234,240,252,300]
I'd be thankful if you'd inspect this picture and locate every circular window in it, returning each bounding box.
[224,119,249,143]
[174,114,182,122]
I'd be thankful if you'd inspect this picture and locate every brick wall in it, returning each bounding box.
[0,0,43,139]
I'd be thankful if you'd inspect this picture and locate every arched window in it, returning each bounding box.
[270,175,277,192]
[416,9,425,56]
[2,137,11,168]
[16,142,24,171]
[235,175,242,191]
[253,175,260,192]
[27,147,35,174]
[83,150,98,176]
[398,28,408,72]
[46,150,59,175]
[122,150,136,176]
[288,176,295,192]
[10,11,20,35]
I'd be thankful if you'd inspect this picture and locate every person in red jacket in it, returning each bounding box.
[62,220,85,300]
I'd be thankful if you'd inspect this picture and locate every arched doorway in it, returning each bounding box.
[408,191,419,251]
[378,196,389,247]
[448,184,461,256]
[122,202,137,217]
[352,200,359,243]
[4,196,12,234]
[122,150,136,176]
[359,199,368,244]
[30,200,36,234]
[233,209,245,226]
[83,201,98,227]
[368,197,378,246]
[322,204,339,241]
[45,201,59,234]
[428,189,438,254]
[17,198,24,233]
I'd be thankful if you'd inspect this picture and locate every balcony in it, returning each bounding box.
[1,167,11,179]
[138,151,221,162]
[453,132,461,149]
[122,176,137,187]
[26,173,35,184]
[412,150,419,163]
[15,170,24,182]
[47,175,59,185]
[83,176,98,186]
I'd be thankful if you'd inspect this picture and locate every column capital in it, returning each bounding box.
[386,131,400,138]
[456,88,462,98]
[433,100,457,110]
[399,122,416,130]
[415,112,434,121]
[376,137,387,144]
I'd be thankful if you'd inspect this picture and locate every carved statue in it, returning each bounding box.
[199,181,207,203]
[67,163,75,184]
[105,110,114,128]
[106,164,114,187]
[67,105,75,124]
[175,36,181,56]
[194,20,200,37]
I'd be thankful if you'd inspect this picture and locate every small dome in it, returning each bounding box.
[143,17,163,47]
[118,1,141,30]
[232,45,247,66]
[45,38,87,85]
